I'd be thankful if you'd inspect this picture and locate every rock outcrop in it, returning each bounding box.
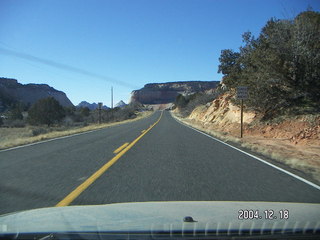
[189,93,256,125]
[130,81,219,104]
[0,78,74,109]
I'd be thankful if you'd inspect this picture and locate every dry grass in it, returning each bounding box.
[0,111,153,150]
[239,140,320,183]
[171,111,320,184]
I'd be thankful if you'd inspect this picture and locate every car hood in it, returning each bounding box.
[0,201,319,234]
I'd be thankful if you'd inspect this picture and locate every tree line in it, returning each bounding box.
[1,96,143,128]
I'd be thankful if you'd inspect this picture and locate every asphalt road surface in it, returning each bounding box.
[1,111,320,215]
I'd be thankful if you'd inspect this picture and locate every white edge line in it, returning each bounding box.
[171,113,320,191]
[0,112,157,153]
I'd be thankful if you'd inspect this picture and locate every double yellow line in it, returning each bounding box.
[56,111,163,207]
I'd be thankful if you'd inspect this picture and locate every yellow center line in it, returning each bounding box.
[56,111,163,207]
[113,142,129,154]
[141,129,146,133]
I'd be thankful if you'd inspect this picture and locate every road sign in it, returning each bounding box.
[237,86,248,100]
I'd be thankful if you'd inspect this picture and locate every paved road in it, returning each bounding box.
[1,111,320,214]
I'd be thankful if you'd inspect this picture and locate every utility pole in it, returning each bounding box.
[98,102,102,124]
[111,86,113,109]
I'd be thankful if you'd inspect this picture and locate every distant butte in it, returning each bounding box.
[130,81,219,104]
[0,77,74,109]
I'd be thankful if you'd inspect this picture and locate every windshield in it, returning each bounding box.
[0,0,320,239]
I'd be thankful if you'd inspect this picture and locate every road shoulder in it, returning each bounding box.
[170,111,320,186]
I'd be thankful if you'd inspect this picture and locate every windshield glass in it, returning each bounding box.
[0,0,319,239]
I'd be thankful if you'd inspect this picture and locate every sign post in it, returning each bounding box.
[240,99,244,138]
[236,86,248,138]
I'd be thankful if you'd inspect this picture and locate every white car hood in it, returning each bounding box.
[0,201,319,234]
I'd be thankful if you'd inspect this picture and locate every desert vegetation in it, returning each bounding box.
[174,91,221,117]
[0,97,151,149]
[218,10,319,118]
[175,10,320,120]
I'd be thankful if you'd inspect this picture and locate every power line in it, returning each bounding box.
[0,47,139,89]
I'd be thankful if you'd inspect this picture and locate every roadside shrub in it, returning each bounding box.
[175,94,188,109]
[28,97,65,126]
[110,107,136,122]
[175,92,218,117]
[80,107,90,117]
[7,119,26,128]
[9,108,23,120]
[62,116,75,127]
[32,127,49,136]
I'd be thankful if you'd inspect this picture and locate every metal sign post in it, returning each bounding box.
[236,86,248,138]
[240,99,244,138]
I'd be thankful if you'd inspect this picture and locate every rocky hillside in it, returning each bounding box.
[130,81,219,104]
[0,78,73,110]
[188,93,256,130]
[188,92,320,144]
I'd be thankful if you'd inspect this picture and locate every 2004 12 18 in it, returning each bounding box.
[238,209,289,220]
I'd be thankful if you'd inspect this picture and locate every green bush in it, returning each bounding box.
[80,107,90,117]
[8,104,23,120]
[28,97,65,126]
[32,127,49,136]
[8,119,25,128]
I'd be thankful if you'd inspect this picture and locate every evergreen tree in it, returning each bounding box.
[28,97,65,126]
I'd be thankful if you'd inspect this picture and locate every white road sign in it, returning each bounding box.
[237,86,248,100]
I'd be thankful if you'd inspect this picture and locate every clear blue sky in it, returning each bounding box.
[0,0,319,106]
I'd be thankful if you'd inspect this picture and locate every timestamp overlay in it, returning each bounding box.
[238,209,289,220]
